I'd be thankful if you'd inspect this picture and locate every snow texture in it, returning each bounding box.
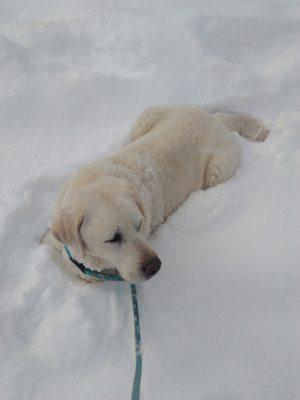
[1,1,300,399]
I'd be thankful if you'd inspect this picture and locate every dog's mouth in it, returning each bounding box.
[102,266,119,275]
[64,245,152,283]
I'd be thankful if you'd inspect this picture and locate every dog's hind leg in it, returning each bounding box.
[213,112,270,142]
[203,133,239,190]
[130,106,167,141]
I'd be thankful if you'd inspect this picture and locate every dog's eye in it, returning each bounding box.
[106,232,122,244]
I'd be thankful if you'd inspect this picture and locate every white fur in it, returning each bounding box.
[45,106,269,283]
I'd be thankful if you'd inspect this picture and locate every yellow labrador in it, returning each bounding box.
[44,106,269,283]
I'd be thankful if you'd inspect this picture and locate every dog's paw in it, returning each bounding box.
[242,119,270,142]
[255,126,270,142]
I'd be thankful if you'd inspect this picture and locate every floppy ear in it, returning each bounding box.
[50,206,86,256]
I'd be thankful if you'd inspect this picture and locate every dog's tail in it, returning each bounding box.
[213,112,270,142]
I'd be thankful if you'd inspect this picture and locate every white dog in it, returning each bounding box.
[44,106,269,283]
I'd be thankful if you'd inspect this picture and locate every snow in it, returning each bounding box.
[1,1,300,399]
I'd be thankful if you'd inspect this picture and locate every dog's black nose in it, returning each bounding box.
[142,256,161,279]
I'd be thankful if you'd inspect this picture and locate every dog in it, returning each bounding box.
[43,106,269,283]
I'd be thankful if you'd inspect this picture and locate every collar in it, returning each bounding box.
[64,245,124,281]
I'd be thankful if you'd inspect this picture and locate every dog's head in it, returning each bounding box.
[51,177,161,283]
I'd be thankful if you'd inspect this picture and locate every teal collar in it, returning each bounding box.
[64,244,123,281]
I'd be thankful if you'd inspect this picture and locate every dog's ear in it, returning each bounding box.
[51,206,86,256]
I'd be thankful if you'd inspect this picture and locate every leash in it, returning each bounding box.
[64,245,142,400]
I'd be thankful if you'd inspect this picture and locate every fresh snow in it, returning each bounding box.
[1,1,300,399]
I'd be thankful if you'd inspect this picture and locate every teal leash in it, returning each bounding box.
[64,245,142,400]
[130,284,142,400]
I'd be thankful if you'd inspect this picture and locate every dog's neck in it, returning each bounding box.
[101,157,165,234]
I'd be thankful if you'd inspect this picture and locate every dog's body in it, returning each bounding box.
[44,106,269,282]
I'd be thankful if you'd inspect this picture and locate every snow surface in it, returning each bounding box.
[1,1,300,399]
